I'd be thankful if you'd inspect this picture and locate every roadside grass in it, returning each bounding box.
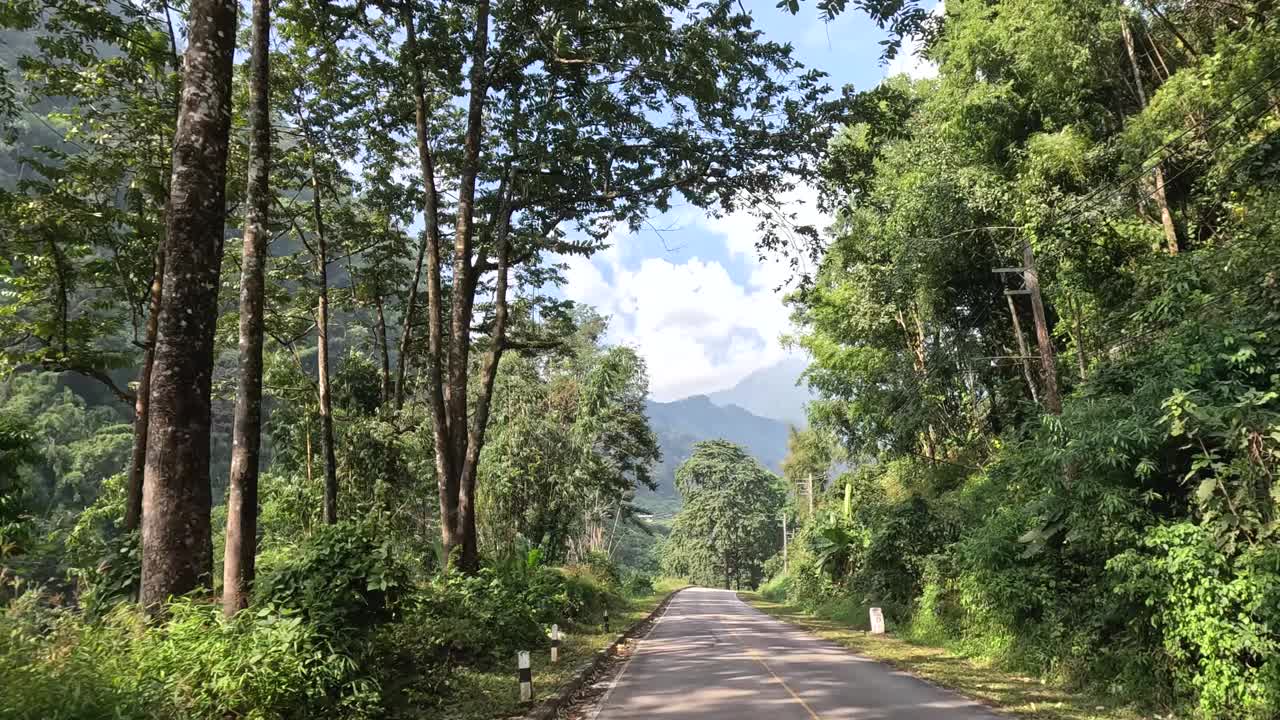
[439,578,684,720]
[739,592,1153,720]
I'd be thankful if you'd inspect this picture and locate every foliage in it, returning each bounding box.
[0,593,378,720]
[0,413,36,558]
[478,312,660,565]
[662,441,786,588]
[775,4,1280,716]
[1112,524,1280,719]
[255,522,406,637]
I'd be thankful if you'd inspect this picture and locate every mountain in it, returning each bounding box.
[641,395,790,510]
[707,356,814,427]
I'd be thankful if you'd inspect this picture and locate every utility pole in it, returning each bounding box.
[1024,243,1062,414]
[807,473,814,517]
[994,243,1061,414]
[782,512,788,575]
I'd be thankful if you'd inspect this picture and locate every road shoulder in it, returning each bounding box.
[739,592,1149,720]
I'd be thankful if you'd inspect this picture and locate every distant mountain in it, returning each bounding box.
[641,395,790,505]
[707,356,814,427]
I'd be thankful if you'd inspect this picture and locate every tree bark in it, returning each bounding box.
[457,176,513,571]
[124,247,164,533]
[140,0,236,611]
[393,233,425,409]
[223,0,271,617]
[447,0,491,572]
[401,5,457,564]
[374,294,391,406]
[1121,13,1180,254]
[311,165,338,526]
[1005,292,1040,405]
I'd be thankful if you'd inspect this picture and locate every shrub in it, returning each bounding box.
[557,564,621,621]
[622,570,654,597]
[758,573,789,603]
[1111,523,1280,719]
[407,569,546,670]
[0,592,378,720]
[255,522,406,636]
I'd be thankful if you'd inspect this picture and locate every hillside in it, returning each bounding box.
[641,395,790,512]
[706,356,814,426]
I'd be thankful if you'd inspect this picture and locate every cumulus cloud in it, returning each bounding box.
[562,249,798,401]
[558,182,828,400]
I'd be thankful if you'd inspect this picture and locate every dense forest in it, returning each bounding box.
[2,0,1279,718]
[0,0,816,716]
[763,1,1280,719]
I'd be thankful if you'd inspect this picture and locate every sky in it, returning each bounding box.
[559,1,939,401]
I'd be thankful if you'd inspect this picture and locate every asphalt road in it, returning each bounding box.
[592,587,1001,720]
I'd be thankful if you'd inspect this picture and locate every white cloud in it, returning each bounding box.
[697,185,826,292]
[560,187,826,402]
[562,252,794,401]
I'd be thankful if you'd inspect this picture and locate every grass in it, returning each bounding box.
[439,578,684,720]
[740,592,1153,720]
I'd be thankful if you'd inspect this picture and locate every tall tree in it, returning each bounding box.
[0,4,183,531]
[662,440,785,589]
[223,0,272,616]
[140,0,237,609]
[395,0,827,571]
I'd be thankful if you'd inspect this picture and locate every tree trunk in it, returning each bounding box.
[311,166,338,526]
[1005,292,1040,405]
[457,174,513,572]
[401,5,458,565]
[448,0,491,573]
[394,233,426,408]
[1071,296,1088,381]
[140,0,236,611]
[374,294,391,406]
[1121,14,1180,254]
[124,247,164,533]
[223,0,271,617]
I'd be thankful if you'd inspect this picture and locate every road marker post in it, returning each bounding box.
[869,607,885,634]
[603,607,610,632]
[518,650,532,702]
[550,624,560,663]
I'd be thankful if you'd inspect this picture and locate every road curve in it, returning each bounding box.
[592,587,1000,720]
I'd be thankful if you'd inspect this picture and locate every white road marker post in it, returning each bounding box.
[518,650,532,702]
[603,607,610,632]
[869,607,885,635]
[550,624,560,663]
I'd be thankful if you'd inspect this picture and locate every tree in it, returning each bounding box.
[223,0,272,616]
[140,0,237,609]
[477,312,660,563]
[389,0,827,571]
[662,441,785,589]
[0,4,183,533]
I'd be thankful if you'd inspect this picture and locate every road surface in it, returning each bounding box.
[593,587,1000,720]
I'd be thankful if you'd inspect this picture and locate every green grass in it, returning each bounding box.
[439,578,684,720]
[740,592,1150,720]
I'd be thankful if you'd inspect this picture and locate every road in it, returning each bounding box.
[592,587,1001,720]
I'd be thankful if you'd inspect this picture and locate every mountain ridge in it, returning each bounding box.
[642,394,790,502]
[705,356,813,426]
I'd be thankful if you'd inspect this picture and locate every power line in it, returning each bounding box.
[1050,64,1280,230]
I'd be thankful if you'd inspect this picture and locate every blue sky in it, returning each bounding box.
[560,1,939,401]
